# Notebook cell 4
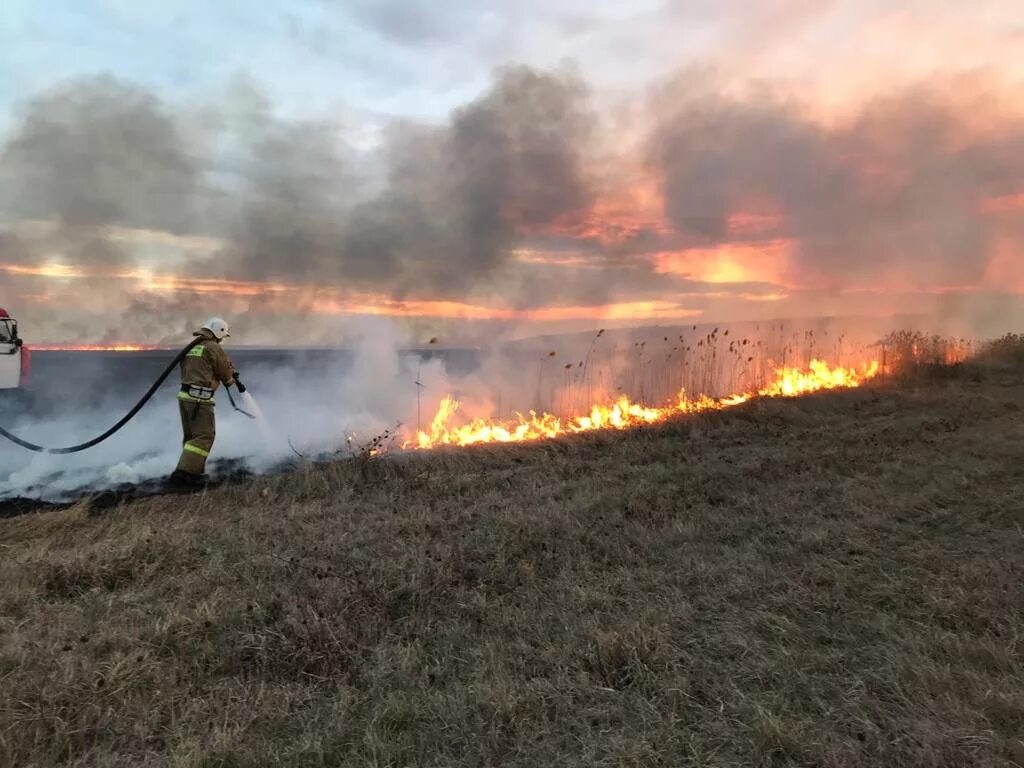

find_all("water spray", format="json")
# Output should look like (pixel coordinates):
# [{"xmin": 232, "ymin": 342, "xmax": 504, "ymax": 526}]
[{"xmin": 224, "ymin": 376, "xmax": 257, "ymax": 420}]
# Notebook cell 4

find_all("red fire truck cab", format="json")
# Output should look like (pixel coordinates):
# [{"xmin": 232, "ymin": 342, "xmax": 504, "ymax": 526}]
[{"xmin": 0, "ymin": 307, "xmax": 30, "ymax": 391}]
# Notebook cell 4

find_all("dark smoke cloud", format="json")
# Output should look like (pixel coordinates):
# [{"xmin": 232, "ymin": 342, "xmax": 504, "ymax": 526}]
[
  {"xmin": 650, "ymin": 75, "xmax": 1024, "ymax": 288},
  {"xmin": 224, "ymin": 65, "xmax": 594, "ymax": 298},
  {"xmin": 0, "ymin": 72, "xmax": 214, "ymax": 333},
  {"xmin": 2, "ymin": 64, "xmax": 1023, "ymax": 344},
  {"xmin": 0, "ymin": 231, "xmax": 31, "ymax": 266},
  {"xmin": 103, "ymin": 293, "xmax": 215, "ymax": 344},
  {"xmin": 0, "ymin": 75, "xmax": 200, "ymax": 236},
  {"xmin": 343, "ymin": 64, "xmax": 593, "ymax": 296},
  {"xmin": 222, "ymin": 114, "xmax": 355, "ymax": 284}
]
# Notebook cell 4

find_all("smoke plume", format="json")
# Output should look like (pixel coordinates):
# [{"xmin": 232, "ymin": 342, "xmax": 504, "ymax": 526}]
[
  {"xmin": 650, "ymin": 74, "xmax": 1024, "ymax": 290},
  {"xmin": 1, "ymin": 75, "xmax": 201, "ymax": 236},
  {"xmin": 1, "ymin": 65, "xmax": 1023, "ymax": 342}
]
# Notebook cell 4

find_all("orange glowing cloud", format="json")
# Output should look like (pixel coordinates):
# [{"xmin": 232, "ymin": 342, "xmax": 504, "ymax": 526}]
[
  {"xmin": 653, "ymin": 239, "xmax": 794, "ymax": 286},
  {"xmin": 6, "ymin": 257, "xmax": 707, "ymax": 323},
  {"xmin": 2, "ymin": 262, "xmax": 296, "ymax": 297},
  {"xmin": 511, "ymin": 250, "xmax": 597, "ymax": 268},
  {"xmin": 311, "ymin": 297, "xmax": 514, "ymax": 320},
  {"xmin": 2, "ymin": 263, "xmax": 84, "ymax": 279},
  {"xmin": 311, "ymin": 296, "xmax": 701, "ymax": 322},
  {"xmin": 526, "ymin": 301, "xmax": 701, "ymax": 322},
  {"xmin": 726, "ymin": 212, "xmax": 783, "ymax": 238},
  {"xmin": 543, "ymin": 174, "xmax": 670, "ymax": 247},
  {"xmin": 117, "ymin": 272, "xmax": 295, "ymax": 296},
  {"xmin": 980, "ymin": 193, "xmax": 1024, "ymax": 216},
  {"xmin": 31, "ymin": 343, "xmax": 170, "ymax": 352},
  {"xmin": 982, "ymin": 237, "xmax": 1024, "ymax": 294}
]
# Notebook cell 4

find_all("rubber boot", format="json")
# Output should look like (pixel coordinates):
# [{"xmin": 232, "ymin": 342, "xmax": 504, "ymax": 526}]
[{"xmin": 167, "ymin": 469, "xmax": 206, "ymax": 488}]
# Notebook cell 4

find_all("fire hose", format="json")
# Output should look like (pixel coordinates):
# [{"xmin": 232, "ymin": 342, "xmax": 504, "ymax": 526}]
[{"xmin": 0, "ymin": 337, "xmax": 253, "ymax": 454}]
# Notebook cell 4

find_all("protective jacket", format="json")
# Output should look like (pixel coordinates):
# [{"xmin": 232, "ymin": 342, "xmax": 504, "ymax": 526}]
[
  {"xmin": 175, "ymin": 328, "xmax": 236, "ymax": 475},
  {"xmin": 179, "ymin": 329, "xmax": 236, "ymax": 404}
]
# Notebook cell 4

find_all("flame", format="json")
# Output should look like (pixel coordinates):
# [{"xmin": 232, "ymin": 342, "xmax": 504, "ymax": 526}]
[
  {"xmin": 760, "ymin": 359, "xmax": 879, "ymax": 396},
  {"xmin": 31, "ymin": 344, "xmax": 169, "ymax": 352},
  {"xmin": 408, "ymin": 359, "xmax": 880, "ymax": 450}
]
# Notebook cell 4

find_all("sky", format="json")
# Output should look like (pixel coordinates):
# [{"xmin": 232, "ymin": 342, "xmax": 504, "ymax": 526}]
[{"xmin": 1, "ymin": 0, "xmax": 1023, "ymax": 344}]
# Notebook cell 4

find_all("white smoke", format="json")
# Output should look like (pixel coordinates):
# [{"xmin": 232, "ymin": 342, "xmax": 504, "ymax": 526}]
[
  {"xmin": 0, "ymin": 313, "xmax": 973, "ymax": 504},
  {"xmin": 0, "ymin": 318, "xmax": 448, "ymax": 502}
]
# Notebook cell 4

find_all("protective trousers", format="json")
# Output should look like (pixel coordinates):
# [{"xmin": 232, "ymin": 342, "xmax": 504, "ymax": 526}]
[{"xmin": 176, "ymin": 400, "xmax": 216, "ymax": 475}]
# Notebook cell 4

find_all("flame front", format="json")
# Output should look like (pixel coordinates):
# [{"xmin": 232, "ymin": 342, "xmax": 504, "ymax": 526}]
[{"xmin": 409, "ymin": 359, "xmax": 880, "ymax": 450}]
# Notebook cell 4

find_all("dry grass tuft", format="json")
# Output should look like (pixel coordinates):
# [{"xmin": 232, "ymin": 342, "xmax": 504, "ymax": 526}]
[{"xmin": 975, "ymin": 333, "xmax": 1024, "ymax": 371}]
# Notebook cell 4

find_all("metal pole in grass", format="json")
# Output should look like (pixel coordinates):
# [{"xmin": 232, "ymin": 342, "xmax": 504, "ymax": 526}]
[{"xmin": 415, "ymin": 359, "xmax": 424, "ymax": 436}]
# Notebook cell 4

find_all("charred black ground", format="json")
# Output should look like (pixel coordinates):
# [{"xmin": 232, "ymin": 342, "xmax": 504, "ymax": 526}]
[{"xmin": 0, "ymin": 458, "xmax": 260, "ymax": 518}]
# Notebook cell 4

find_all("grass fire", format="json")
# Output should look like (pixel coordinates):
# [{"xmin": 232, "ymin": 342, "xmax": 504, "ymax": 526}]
[{"xmin": 409, "ymin": 358, "xmax": 880, "ymax": 449}]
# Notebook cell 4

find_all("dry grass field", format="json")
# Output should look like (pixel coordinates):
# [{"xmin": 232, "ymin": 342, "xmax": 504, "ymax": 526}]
[{"xmin": 1, "ymin": 368, "xmax": 1023, "ymax": 766}]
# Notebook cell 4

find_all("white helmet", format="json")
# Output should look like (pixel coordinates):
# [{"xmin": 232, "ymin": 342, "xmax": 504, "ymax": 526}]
[{"xmin": 201, "ymin": 317, "xmax": 231, "ymax": 340}]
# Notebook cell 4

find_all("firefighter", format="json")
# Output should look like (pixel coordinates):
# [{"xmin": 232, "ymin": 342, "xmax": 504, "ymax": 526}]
[{"xmin": 168, "ymin": 317, "xmax": 238, "ymax": 487}]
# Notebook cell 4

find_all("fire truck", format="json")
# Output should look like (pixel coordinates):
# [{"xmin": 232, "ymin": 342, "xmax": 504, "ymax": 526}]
[{"xmin": 0, "ymin": 307, "xmax": 30, "ymax": 397}]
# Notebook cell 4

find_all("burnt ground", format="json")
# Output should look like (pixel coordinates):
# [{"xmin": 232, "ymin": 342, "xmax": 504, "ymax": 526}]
[
  {"xmin": 0, "ymin": 459, "xmax": 263, "ymax": 519},
  {"xmin": 1, "ymin": 374, "xmax": 1023, "ymax": 767}
]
